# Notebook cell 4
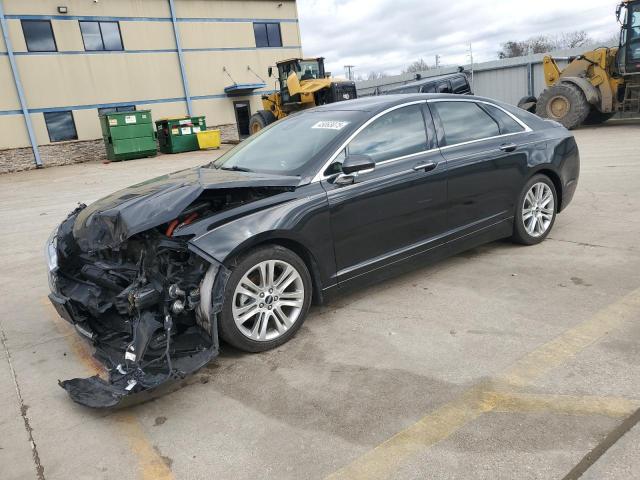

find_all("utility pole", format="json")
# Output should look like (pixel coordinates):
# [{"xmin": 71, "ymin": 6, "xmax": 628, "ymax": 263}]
[
  {"xmin": 344, "ymin": 65, "xmax": 355, "ymax": 81},
  {"xmin": 435, "ymin": 54, "xmax": 441, "ymax": 68}
]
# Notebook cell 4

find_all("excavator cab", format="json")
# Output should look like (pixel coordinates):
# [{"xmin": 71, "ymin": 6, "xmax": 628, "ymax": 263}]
[
  {"xmin": 273, "ymin": 58, "xmax": 326, "ymax": 105},
  {"xmin": 617, "ymin": 0, "xmax": 640, "ymax": 74}
]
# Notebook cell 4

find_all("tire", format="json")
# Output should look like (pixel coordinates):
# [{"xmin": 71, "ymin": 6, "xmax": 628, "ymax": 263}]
[
  {"xmin": 219, "ymin": 245, "xmax": 312, "ymax": 352},
  {"xmin": 248, "ymin": 110, "xmax": 277, "ymax": 135},
  {"xmin": 512, "ymin": 174, "xmax": 558, "ymax": 245},
  {"xmin": 583, "ymin": 109, "xmax": 615, "ymax": 125},
  {"xmin": 535, "ymin": 83, "xmax": 590, "ymax": 129},
  {"xmin": 517, "ymin": 95, "xmax": 538, "ymax": 113}
]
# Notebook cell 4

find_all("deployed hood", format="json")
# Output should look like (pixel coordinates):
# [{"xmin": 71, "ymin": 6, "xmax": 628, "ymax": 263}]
[{"xmin": 73, "ymin": 166, "xmax": 300, "ymax": 251}]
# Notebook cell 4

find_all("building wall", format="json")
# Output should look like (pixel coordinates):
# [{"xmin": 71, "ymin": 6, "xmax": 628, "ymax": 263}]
[{"xmin": 0, "ymin": 0, "xmax": 302, "ymax": 172}]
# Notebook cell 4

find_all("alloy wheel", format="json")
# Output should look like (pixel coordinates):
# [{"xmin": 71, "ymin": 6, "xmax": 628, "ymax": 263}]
[
  {"xmin": 522, "ymin": 182, "xmax": 555, "ymax": 237},
  {"xmin": 232, "ymin": 260, "xmax": 305, "ymax": 341}
]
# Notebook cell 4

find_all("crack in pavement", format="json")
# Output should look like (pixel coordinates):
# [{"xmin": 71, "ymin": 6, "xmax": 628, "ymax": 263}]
[{"xmin": 0, "ymin": 324, "xmax": 45, "ymax": 480}]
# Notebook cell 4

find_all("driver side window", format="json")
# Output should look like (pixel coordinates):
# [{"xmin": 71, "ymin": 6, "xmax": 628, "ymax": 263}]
[{"xmin": 347, "ymin": 104, "xmax": 427, "ymax": 163}]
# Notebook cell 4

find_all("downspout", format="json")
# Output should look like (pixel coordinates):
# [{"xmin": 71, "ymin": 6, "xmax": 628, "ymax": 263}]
[
  {"xmin": 168, "ymin": 0, "xmax": 193, "ymax": 116},
  {"xmin": 0, "ymin": 0, "xmax": 42, "ymax": 167}
]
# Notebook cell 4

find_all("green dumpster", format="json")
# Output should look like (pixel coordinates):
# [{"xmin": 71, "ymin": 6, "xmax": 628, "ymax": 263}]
[
  {"xmin": 99, "ymin": 110, "xmax": 157, "ymax": 161},
  {"xmin": 155, "ymin": 116, "xmax": 206, "ymax": 154}
]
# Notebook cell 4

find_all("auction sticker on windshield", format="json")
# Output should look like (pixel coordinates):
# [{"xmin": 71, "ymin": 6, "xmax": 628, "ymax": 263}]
[{"xmin": 312, "ymin": 121, "xmax": 350, "ymax": 130}]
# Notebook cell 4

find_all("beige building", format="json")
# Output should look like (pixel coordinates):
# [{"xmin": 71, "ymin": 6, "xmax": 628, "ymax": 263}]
[{"xmin": 0, "ymin": 0, "xmax": 302, "ymax": 172}]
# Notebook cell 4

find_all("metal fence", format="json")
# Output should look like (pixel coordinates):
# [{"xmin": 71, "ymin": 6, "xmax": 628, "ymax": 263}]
[{"xmin": 355, "ymin": 47, "xmax": 595, "ymax": 106}]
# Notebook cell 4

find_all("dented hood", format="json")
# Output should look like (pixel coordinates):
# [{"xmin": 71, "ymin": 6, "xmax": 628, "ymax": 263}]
[{"xmin": 73, "ymin": 166, "xmax": 300, "ymax": 251}]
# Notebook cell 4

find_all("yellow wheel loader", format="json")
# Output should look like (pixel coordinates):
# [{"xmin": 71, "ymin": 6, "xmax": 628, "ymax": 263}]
[
  {"xmin": 249, "ymin": 57, "xmax": 357, "ymax": 134},
  {"xmin": 520, "ymin": 0, "xmax": 640, "ymax": 129}
]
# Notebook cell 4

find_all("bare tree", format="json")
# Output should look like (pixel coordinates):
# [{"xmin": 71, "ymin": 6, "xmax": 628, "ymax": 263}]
[
  {"xmin": 498, "ymin": 30, "xmax": 594, "ymax": 58},
  {"xmin": 403, "ymin": 58, "xmax": 430, "ymax": 74}
]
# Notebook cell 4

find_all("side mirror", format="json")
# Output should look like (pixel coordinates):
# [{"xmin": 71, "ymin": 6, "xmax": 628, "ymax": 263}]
[
  {"xmin": 341, "ymin": 154, "xmax": 375, "ymax": 174},
  {"xmin": 268, "ymin": 66, "xmax": 273, "ymax": 77}
]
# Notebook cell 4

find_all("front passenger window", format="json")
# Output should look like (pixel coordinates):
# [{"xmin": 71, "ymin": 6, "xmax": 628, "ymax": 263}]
[{"xmin": 348, "ymin": 104, "xmax": 427, "ymax": 163}]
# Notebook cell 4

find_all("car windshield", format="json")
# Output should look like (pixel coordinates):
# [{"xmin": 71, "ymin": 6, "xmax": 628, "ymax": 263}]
[{"xmin": 211, "ymin": 110, "xmax": 363, "ymax": 175}]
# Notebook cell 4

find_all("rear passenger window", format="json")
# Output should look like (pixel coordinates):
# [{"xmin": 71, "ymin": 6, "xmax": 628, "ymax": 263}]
[
  {"xmin": 421, "ymin": 84, "xmax": 436, "ymax": 93},
  {"xmin": 437, "ymin": 82, "xmax": 451, "ymax": 93},
  {"xmin": 431, "ymin": 101, "xmax": 500, "ymax": 145},
  {"xmin": 479, "ymin": 104, "xmax": 525, "ymax": 135},
  {"xmin": 348, "ymin": 104, "xmax": 427, "ymax": 163}
]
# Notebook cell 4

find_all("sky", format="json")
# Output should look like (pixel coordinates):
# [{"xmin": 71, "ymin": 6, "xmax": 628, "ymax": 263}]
[{"xmin": 296, "ymin": 0, "xmax": 621, "ymax": 78}]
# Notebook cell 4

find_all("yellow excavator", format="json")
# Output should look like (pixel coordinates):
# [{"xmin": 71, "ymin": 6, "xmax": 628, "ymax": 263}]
[
  {"xmin": 520, "ymin": 0, "xmax": 640, "ymax": 128},
  {"xmin": 248, "ymin": 57, "xmax": 357, "ymax": 134}
]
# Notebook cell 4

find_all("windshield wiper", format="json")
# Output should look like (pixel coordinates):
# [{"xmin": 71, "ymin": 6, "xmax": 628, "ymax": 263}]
[{"xmin": 221, "ymin": 165, "xmax": 253, "ymax": 173}]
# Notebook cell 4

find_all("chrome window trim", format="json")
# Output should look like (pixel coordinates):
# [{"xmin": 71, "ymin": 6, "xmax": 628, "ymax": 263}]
[
  {"xmin": 312, "ymin": 98, "xmax": 533, "ymax": 182},
  {"xmin": 312, "ymin": 100, "xmax": 427, "ymax": 182}
]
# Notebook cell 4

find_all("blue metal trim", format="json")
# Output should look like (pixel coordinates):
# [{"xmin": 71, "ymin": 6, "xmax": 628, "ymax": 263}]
[
  {"xmin": 4, "ymin": 14, "xmax": 298, "ymax": 23},
  {"xmin": 0, "ymin": 45, "xmax": 302, "ymax": 56},
  {"xmin": 0, "ymin": 90, "xmax": 278, "ymax": 116},
  {"xmin": 168, "ymin": 0, "xmax": 192, "ymax": 117},
  {"xmin": 0, "ymin": 1, "xmax": 41, "ymax": 166}
]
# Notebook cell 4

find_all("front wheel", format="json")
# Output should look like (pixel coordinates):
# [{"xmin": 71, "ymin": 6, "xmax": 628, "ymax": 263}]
[
  {"xmin": 219, "ymin": 245, "xmax": 312, "ymax": 352},
  {"xmin": 535, "ymin": 83, "xmax": 590, "ymax": 129},
  {"xmin": 248, "ymin": 110, "xmax": 276, "ymax": 135},
  {"xmin": 512, "ymin": 175, "xmax": 558, "ymax": 245}
]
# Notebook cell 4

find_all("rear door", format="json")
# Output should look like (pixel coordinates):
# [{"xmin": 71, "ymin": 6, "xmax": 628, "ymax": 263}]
[
  {"xmin": 428, "ymin": 99, "xmax": 530, "ymax": 237},
  {"xmin": 320, "ymin": 102, "xmax": 447, "ymax": 283}
]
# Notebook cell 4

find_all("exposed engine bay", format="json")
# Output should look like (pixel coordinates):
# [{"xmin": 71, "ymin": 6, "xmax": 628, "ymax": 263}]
[{"xmin": 48, "ymin": 174, "xmax": 296, "ymax": 408}]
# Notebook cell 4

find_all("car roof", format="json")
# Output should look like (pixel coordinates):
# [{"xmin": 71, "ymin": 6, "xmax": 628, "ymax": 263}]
[
  {"xmin": 386, "ymin": 72, "xmax": 467, "ymax": 90},
  {"xmin": 310, "ymin": 93, "xmax": 494, "ymax": 113}
]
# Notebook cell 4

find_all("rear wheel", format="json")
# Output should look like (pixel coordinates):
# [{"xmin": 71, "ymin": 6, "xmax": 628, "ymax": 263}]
[
  {"xmin": 248, "ymin": 110, "xmax": 277, "ymax": 135},
  {"xmin": 535, "ymin": 83, "xmax": 590, "ymax": 129},
  {"xmin": 220, "ymin": 245, "xmax": 312, "ymax": 352},
  {"xmin": 512, "ymin": 174, "xmax": 558, "ymax": 245},
  {"xmin": 517, "ymin": 95, "xmax": 538, "ymax": 113},
  {"xmin": 583, "ymin": 109, "xmax": 615, "ymax": 125}
]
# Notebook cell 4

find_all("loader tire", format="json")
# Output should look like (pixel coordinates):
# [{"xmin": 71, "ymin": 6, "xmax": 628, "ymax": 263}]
[
  {"xmin": 249, "ymin": 110, "xmax": 276, "ymax": 135},
  {"xmin": 535, "ymin": 83, "xmax": 590, "ymax": 130},
  {"xmin": 517, "ymin": 95, "xmax": 537, "ymax": 113}
]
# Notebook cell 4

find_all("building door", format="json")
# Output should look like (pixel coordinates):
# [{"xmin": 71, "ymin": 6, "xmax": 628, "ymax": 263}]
[{"xmin": 234, "ymin": 101, "xmax": 251, "ymax": 139}]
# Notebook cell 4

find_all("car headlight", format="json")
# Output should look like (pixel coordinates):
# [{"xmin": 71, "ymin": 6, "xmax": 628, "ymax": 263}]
[{"xmin": 45, "ymin": 226, "xmax": 59, "ymax": 291}]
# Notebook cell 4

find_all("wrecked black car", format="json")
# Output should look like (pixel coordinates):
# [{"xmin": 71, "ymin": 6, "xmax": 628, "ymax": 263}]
[{"xmin": 46, "ymin": 94, "xmax": 579, "ymax": 408}]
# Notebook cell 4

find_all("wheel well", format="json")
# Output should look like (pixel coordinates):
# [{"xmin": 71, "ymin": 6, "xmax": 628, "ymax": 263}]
[
  {"xmin": 230, "ymin": 238, "xmax": 325, "ymax": 305},
  {"xmin": 535, "ymin": 169, "xmax": 564, "ymax": 211}
]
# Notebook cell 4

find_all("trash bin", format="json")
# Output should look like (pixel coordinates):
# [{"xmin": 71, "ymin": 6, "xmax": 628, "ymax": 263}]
[
  {"xmin": 196, "ymin": 129, "xmax": 221, "ymax": 150},
  {"xmin": 99, "ymin": 110, "xmax": 157, "ymax": 161},
  {"xmin": 155, "ymin": 116, "xmax": 206, "ymax": 154}
]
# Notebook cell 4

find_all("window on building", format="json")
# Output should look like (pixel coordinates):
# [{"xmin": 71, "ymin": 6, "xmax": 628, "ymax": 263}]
[
  {"xmin": 98, "ymin": 105, "xmax": 136, "ymax": 116},
  {"xmin": 431, "ymin": 101, "xmax": 500, "ymax": 146},
  {"xmin": 21, "ymin": 20, "xmax": 57, "ymax": 52},
  {"xmin": 348, "ymin": 104, "xmax": 427, "ymax": 163},
  {"xmin": 253, "ymin": 22, "xmax": 282, "ymax": 48},
  {"xmin": 44, "ymin": 111, "xmax": 78, "ymax": 142},
  {"xmin": 79, "ymin": 21, "xmax": 123, "ymax": 51}
]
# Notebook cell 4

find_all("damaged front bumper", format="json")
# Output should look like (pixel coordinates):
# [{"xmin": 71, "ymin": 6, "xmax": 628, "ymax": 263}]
[{"xmin": 48, "ymin": 207, "xmax": 230, "ymax": 408}]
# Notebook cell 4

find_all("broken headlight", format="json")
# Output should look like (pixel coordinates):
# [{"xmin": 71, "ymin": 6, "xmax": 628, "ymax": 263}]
[{"xmin": 45, "ymin": 225, "xmax": 59, "ymax": 291}]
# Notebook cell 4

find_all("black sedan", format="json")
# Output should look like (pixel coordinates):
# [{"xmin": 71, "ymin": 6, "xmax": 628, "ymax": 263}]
[{"xmin": 46, "ymin": 94, "xmax": 579, "ymax": 407}]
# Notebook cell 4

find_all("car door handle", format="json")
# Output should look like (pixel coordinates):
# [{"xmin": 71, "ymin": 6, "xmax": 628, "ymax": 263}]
[
  {"xmin": 413, "ymin": 161, "xmax": 438, "ymax": 172},
  {"xmin": 499, "ymin": 143, "xmax": 518, "ymax": 152}
]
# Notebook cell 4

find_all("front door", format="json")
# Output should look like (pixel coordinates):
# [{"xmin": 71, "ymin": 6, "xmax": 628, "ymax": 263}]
[
  {"xmin": 234, "ymin": 101, "xmax": 251, "ymax": 139},
  {"xmin": 321, "ymin": 102, "xmax": 448, "ymax": 284}
]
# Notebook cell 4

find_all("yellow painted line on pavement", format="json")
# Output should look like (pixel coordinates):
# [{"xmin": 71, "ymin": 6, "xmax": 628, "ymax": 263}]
[
  {"xmin": 493, "ymin": 392, "xmax": 640, "ymax": 418},
  {"xmin": 326, "ymin": 286, "xmax": 640, "ymax": 480},
  {"xmin": 43, "ymin": 298, "xmax": 174, "ymax": 480}
]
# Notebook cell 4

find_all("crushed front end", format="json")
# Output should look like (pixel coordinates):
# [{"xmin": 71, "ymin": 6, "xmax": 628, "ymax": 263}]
[{"xmin": 47, "ymin": 204, "xmax": 229, "ymax": 408}]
